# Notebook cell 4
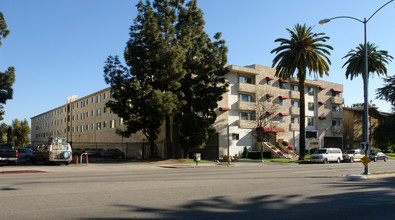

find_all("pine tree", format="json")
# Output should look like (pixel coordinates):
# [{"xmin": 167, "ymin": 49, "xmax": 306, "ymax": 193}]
[
  {"xmin": 0, "ymin": 12, "xmax": 15, "ymax": 121},
  {"xmin": 175, "ymin": 0, "xmax": 228, "ymax": 158}
]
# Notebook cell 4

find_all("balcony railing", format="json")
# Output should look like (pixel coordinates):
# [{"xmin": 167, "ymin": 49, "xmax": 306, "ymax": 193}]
[
  {"xmin": 290, "ymin": 90, "xmax": 300, "ymax": 99},
  {"xmin": 331, "ymin": 125, "xmax": 344, "ymax": 133},
  {"xmin": 331, "ymin": 97, "xmax": 344, "ymax": 105},
  {"xmin": 238, "ymin": 101, "xmax": 256, "ymax": 111},
  {"xmin": 331, "ymin": 111, "xmax": 344, "ymax": 119},
  {"xmin": 290, "ymin": 107, "xmax": 299, "ymax": 115},
  {"xmin": 237, "ymin": 120, "xmax": 256, "ymax": 129},
  {"xmin": 290, "ymin": 123, "xmax": 299, "ymax": 130},
  {"xmin": 238, "ymin": 83, "xmax": 256, "ymax": 93}
]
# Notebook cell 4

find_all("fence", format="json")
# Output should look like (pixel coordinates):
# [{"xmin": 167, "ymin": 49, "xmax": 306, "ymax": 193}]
[{"xmin": 31, "ymin": 141, "xmax": 150, "ymax": 160}]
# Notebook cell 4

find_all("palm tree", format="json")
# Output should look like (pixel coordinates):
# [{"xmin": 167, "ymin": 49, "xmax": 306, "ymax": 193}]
[
  {"xmin": 343, "ymin": 42, "xmax": 392, "ymax": 80},
  {"xmin": 343, "ymin": 42, "xmax": 393, "ymax": 141},
  {"xmin": 271, "ymin": 24, "xmax": 333, "ymax": 160},
  {"xmin": 376, "ymin": 75, "xmax": 395, "ymax": 112}
]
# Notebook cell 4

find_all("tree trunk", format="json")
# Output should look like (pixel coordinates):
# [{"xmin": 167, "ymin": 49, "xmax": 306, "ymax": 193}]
[
  {"xmin": 298, "ymin": 74, "xmax": 306, "ymax": 160},
  {"xmin": 165, "ymin": 115, "xmax": 172, "ymax": 159}
]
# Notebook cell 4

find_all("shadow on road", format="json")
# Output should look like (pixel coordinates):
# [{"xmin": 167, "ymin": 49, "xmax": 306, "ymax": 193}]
[{"xmin": 96, "ymin": 177, "xmax": 395, "ymax": 219}]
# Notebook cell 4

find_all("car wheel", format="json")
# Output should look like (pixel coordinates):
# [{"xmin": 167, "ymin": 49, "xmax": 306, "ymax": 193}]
[
  {"xmin": 323, "ymin": 158, "xmax": 328, "ymax": 164},
  {"xmin": 384, "ymin": 157, "xmax": 387, "ymax": 162},
  {"xmin": 374, "ymin": 157, "xmax": 377, "ymax": 162},
  {"xmin": 337, "ymin": 158, "xmax": 341, "ymax": 163},
  {"xmin": 350, "ymin": 157, "xmax": 354, "ymax": 163},
  {"xmin": 65, "ymin": 161, "xmax": 70, "ymax": 165},
  {"xmin": 25, "ymin": 156, "xmax": 32, "ymax": 162}
]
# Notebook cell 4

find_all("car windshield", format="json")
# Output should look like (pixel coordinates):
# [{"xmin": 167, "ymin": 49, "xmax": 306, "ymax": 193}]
[
  {"xmin": 316, "ymin": 149, "xmax": 327, "ymax": 154},
  {"xmin": 345, "ymin": 150, "xmax": 355, "ymax": 154},
  {"xmin": 52, "ymin": 143, "xmax": 69, "ymax": 150}
]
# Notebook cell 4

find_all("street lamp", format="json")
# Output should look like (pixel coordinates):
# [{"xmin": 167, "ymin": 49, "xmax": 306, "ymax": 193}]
[{"xmin": 319, "ymin": 0, "xmax": 393, "ymax": 175}]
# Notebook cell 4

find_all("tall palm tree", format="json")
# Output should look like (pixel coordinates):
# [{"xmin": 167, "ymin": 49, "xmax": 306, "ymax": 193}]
[
  {"xmin": 271, "ymin": 24, "xmax": 333, "ymax": 160},
  {"xmin": 376, "ymin": 75, "xmax": 395, "ymax": 112},
  {"xmin": 343, "ymin": 42, "xmax": 392, "ymax": 80},
  {"xmin": 343, "ymin": 42, "xmax": 393, "ymax": 141}
]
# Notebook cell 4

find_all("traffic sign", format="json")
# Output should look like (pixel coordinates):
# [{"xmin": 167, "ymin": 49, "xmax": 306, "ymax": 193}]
[
  {"xmin": 361, "ymin": 156, "xmax": 371, "ymax": 166},
  {"xmin": 360, "ymin": 142, "xmax": 371, "ymax": 155}
]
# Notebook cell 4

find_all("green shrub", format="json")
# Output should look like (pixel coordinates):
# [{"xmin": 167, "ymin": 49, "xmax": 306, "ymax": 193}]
[
  {"xmin": 247, "ymin": 151, "xmax": 271, "ymax": 159},
  {"xmin": 242, "ymin": 146, "xmax": 249, "ymax": 158}
]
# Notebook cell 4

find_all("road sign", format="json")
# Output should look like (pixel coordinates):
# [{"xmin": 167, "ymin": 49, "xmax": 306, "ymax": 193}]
[
  {"xmin": 360, "ymin": 142, "xmax": 371, "ymax": 155},
  {"xmin": 361, "ymin": 156, "xmax": 371, "ymax": 166}
]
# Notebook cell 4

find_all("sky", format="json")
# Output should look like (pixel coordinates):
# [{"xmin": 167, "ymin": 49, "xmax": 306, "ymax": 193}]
[{"xmin": 1, "ymin": 0, "xmax": 395, "ymax": 126}]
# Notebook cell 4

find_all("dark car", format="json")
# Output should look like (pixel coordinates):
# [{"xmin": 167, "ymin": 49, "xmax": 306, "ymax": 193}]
[
  {"xmin": 103, "ymin": 148, "xmax": 125, "ymax": 158},
  {"xmin": 369, "ymin": 152, "xmax": 388, "ymax": 162}
]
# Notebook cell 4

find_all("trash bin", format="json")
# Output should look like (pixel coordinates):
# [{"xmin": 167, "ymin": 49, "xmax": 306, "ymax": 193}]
[{"xmin": 193, "ymin": 153, "xmax": 201, "ymax": 166}]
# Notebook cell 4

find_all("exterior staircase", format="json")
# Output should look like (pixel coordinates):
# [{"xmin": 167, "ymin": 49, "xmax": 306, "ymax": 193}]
[{"xmin": 277, "ymin": 139, "xmax": 299, "ymax": 161}]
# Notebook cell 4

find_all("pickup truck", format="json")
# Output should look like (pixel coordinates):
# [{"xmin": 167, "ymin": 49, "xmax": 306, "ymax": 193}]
[{"xmin": 0, "ymin": 144, "xmax": 18, "ymax": 165}]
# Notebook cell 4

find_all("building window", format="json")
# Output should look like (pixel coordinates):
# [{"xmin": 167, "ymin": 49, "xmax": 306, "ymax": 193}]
[
  {"xmin": 332, "ymin": 91, "xmax": 341, "ymax": 97},
  {"xmin": 240, "ymin": 93, "xmax": 253, "ymax": 102},
  {"xmin": 280, "ymin": 98, "xmax": 286, "ymax": 106},
  {"xmin": 279, "ymin": 81, "xmax": 286, "ymax": 89},
  {"xmin": 110, "ymin": 120, "xmax": 115, "ymax": 128},
  {"xmin": 280, "ymin": 115, "xmax": 286, "ymax": 123},
  {"xmin": 239, "ymin": 75, "xmax": 253, "ymax": 84},
  {"xmin": 291, "ymin": 100, "xmax": 299, "ymax": 108},
  {"xmin": 86, "ymin": 99, "xmax": 89, "ymax": 105},
  {"xmin": 97, "ymin": 122, "xmax": 101, "ymax": 130},
  {"xmin": 92, "ymin": 97, "xmax": 95, "ymax": 103},
  {"xmin": 240, "ymin": 112, "xmax": 253, "ymax": 121},
  {"xmin": 97, "ymin": 95, "xmax": 101, "ymax": 103},
  {"xmin": 332, "ymin": 105, "xmax": 340, "ymax": 111},
  {"xmin": 232, "ymin": 133, "xmax": 240, "ymax": 140},
  {"xmin": 91, "ymin": 110, "xmax": 95, "ymax": 116},
  {"xmin": 308, "ymin": 87, "xmax": 314, "ymax": 96},
  {"xmin": 291, "ymin": 84, "xmax": 298, "ymax": 91},
  {"xmin": 81, "ymin": 101, "xmax": 85, "ymax": 108},
  {"xmin": 103, "ymin": 120, "xmax": 107, "ymax": 128},
  {"xmin": 103, "ymin": 107, "xmax": 107, "ymax": 113},
  {"xmin": 97, "ymin": 108, "xmax": 101, "ymax": 116},
  {"xmin": 119, "ymin": 118, "xmax": 124, "ymax": 125},
  {"xmin": 91, "ymin": 123, "xmax": 95, "ymax": 130},
  {"xmin": 86, "ymin": 124, "xmax": 89, "ymax": 131},
  {"xmin": 332, "ymin": 120, "xmax": 341, "ymax": 126},
  {"xmin": 103, "ymin": 92, "xmax": 107, "ymax": 99},
  {"xmin": 307, "ymin": 117, "xmax": 315, "ymax": 126},
  {"xmin": 291, "ymin": 116, "xmax": 299, "ymax": 124},
  {"xmin": 308, "ymin": 102, "xmax": 315, "ymax": 111},
  {"xmin": 81, "ymin": 113, "xmax": 84, "ymax": 120},
  {"xmin": 81, "ymin": 125, "xmax": 84, "ymax": 133}
]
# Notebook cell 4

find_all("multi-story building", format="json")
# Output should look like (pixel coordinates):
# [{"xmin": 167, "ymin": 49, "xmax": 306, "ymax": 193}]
[
  {"xmin": 31, "ymin": 64, "xmax": 344, "ymax": 159},
  {"xmin": 214, "ymin": 64, "xmax": 344, "ymax": 157},
  {"xmin": 343, "ymin": 106, "xmax": 395, "ymax": 149}
]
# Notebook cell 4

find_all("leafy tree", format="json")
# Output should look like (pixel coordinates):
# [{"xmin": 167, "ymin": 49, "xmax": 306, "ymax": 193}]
[
  {"xmin": 271, "ymin": 24, "xmax": 332, "ymax": 160},
  {"xmin": 6, "ymin": 125, "xmax": 13, "ymax": 145},
  {"xmin": 376, "ymin": 75, "xmax": 395, "ymax": 112},
  {"xmin": 0, "ymin": 122, "xmax": 7, "ymax": 143},
  {"xmin": 104, "ymin": 0, "xmax": 188, "ymax": 157},
  {"xmin": 343, "ymin": 42, "xmax": 393, "ymax": 140},
  {"xmin": 12, "ymin": 119, "xmax": 30, "ymax": 146},
  {"xmin": 372, "ymin": 122, "xmax": 395, "ymax": 152},
  {"xmin": 0, "ymin": 12, "xmax": 15, "ymax": 121},
  {"xmin": 174, "ymin": 0, "xmax": 228, "ymax": 158}
]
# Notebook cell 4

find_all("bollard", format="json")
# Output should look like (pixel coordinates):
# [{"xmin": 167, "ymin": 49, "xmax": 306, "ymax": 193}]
[
  {"xmin": 80, "ymin": 153, "xmax": 88, "ymax": 165},
  {"xmin": 74, "ymin": 154, "xmax": 78, "ymax": 165},
  {"xmin": 86, "ymin": 154, "xmax": 88, "ymax": 164}
]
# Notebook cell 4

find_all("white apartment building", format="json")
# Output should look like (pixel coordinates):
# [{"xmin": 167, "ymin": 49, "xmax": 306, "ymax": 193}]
[{"xmin": 31, "ymin": 64, "xmax": 344, "ymax": 159}]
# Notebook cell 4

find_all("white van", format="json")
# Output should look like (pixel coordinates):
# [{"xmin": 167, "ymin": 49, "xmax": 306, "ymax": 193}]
[{"xmin": 310, "ymin": 148, "xmax": 343, "ymax": 163}]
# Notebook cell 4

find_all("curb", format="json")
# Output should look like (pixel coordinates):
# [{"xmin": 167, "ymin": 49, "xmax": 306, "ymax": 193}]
[{"xmin": 159, "ymin": 164, "xmax": 236, "ymax": 169}]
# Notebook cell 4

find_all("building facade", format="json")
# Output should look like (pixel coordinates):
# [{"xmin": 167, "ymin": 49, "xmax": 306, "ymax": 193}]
[
  {"xmin": 214, "ymin": 64, "xmax": 344, "ymax": 157},
  {"xmin": 31, "ymin": 64, "xmax": 344, "ymax": 159}
]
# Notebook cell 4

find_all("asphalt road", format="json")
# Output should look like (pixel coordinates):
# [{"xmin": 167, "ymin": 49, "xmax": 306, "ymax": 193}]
[{"xmin": 1, "ymin": 160, "xmax": 395, "ymax": 219}]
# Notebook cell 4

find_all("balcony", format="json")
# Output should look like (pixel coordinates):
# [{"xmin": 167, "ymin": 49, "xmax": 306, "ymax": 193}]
[
  {"xmin": 290, "ymin": 90, "xmax": 300, "ymax": 99},
  {"xmin": 238, "ymin": 83, "xmax": 256, "ymax": 93},
  {"xmin": 290, "ymin": 123, "xmax": 299, "ymax": 131},
  {"xmin": 331, "ymin": 111, "xmax": 344, "ymax": 119},
  {"xmin": 238, "ymin": 101, "xmax": 256, "ymax": 111},
  {"xmin": 331, "ymin": 125, "xmax": 344, "ymax": 133},
  {"xmin": 237, "ymin": 120, "xmax": 256, "ymax": 129},
  {"xmin": 290, "ymin": 107, "xmax": 299, "ymax": 115},
  {"xmin": 331, "ymin": 97, "xmax": 344, "ymax": 105}
]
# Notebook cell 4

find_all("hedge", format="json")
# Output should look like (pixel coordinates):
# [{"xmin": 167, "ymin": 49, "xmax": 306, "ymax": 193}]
[{"xmin": 247, "ymin": 151, "xmax": 272, "ymax": 159}]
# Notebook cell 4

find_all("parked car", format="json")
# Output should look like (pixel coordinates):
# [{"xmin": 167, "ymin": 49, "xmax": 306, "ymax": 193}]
[
  {"xmin": 103, "ymin": 148, "xmax": 125, "ymax": 158},
  {"xmin": 15, "ymin": 147, "xmax": 33, "ymax": 162},
  {"xmin": 310, "ymin": 148, "xmax": 343, "ymax": 163},
  {"xmin": 343, "ymin": 149, "xmax": 364, "ymax": 163},
  {"xmin": 369, "ymin": 152, "xmax": 388, "ymax": 162},
  {"xmin": 83, "ymin": 148, "xmax": 97, "ymax": 157},
  {"xmin": 72, "ymin": 148, "xmax": 85, "ymax": 156},
  {"xmin": 33, "ymin": 138, "xmax": 73, "ymax": 165},
  {"xmin": 0, "ymin": 144, "xmax": 18, "ymax": 165}
]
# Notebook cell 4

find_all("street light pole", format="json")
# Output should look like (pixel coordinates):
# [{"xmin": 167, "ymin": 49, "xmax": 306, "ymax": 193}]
[{"xmin": 319, "ymin": 0, "xmax": 393, "ymax": 175}]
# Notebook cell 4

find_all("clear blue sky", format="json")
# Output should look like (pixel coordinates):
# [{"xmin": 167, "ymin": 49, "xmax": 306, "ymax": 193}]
[{"xmin": 1, "ymin": 0, "xmax": 394, "ymax": 126}]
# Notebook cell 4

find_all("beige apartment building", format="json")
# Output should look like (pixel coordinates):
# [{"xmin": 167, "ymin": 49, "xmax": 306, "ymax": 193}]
[
  {"xmin": 31, "ymin": 64, "xmax": 344, "ymax": 159},
  {"xmin": 214, "ymin": 64, "xmax": 344, "ymax": 157}
]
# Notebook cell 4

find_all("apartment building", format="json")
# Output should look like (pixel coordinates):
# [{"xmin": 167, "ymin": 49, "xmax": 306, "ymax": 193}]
[
  {"xmin": 214, "ymin": 64, "xmax": 344, "ymax": 157},
  {"xmin": 31, "ymin": 64, "xmax": 344, "ymax": 159}
]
